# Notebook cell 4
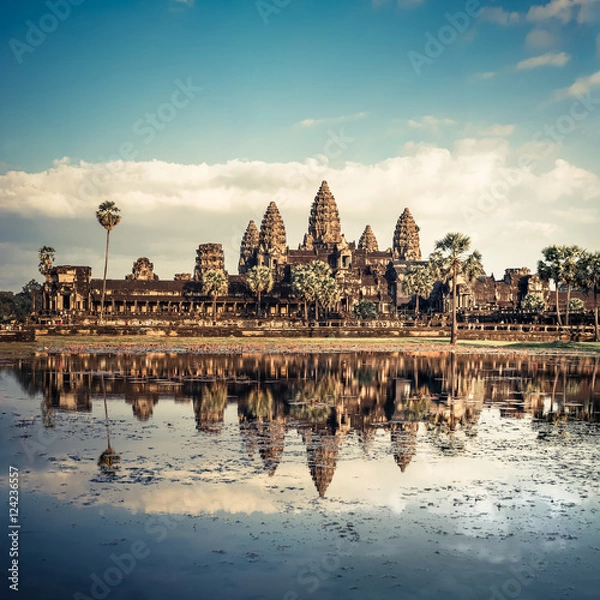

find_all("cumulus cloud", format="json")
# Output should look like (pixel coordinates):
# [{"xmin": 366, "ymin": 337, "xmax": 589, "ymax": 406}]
[
  {"xmin": 516, "ymin": 51, "xmax": 571, "ymax": 70},
  {"xmin": 1, "ymin": 145, "xmax": 599, "ymax": 290},
  {"xmin": 407, "ymin": 115, "xmax": 456, "ymax": 133},
  {"xmin": 526, "ymin": 0, "xmax": 600, "ymax": 25},
  {"xmin": 483, "ymin": 1, "xmax": 600, "ymax": 27},
  {"xmin": 554, "ymin": 69, "xmax": 600, "ymax": 98},
  {"xmin": 480, "ymin": 7, "xmax": 522, "ymax": 25},
  {"xmin": 525, "ymin": 28, "xmax": 561, "ymax": 49}
]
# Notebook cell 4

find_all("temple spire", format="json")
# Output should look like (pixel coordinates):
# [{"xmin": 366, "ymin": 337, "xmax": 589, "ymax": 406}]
[
  {"xmin": 358, "ymin": 225, "xmax": 379, "ymax": 252},
  {"xmin": 259, "ymin": 202, "xmax": 286, "ymax": 254},
  {"xmin": 303, "ymin": 181, "xmax": 342, "ymax": 249},
  {"xmin": 239, "ymin": 220, "xmax": 259, "ymax": 274},
  {"xmin": 393, "ymin": 208, "xmax": 421, "ymax": 261}
]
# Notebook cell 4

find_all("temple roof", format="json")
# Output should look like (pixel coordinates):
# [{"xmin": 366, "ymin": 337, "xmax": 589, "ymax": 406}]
[
  {"xmin": 358, "ymin": 225, "xmax": 379, "ymax": 252},
  {"xmin": 393, "ymin": 208, "xmax": 422, "ymax": 261},
  {"xmin": 306, "ymin": 181, "xmax": 342, "ymax": 247},
  {"xmin": 259, "ymin": 202, "xmax": 287, "ymax": 253}
]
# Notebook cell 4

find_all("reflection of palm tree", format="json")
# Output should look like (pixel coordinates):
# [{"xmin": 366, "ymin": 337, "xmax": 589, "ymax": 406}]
[
  {"xmin": 98, "ymin": 374, "xmax": 120, "ymax": 475},
  {"xmin": 194, "ymin": 382, "xmax": 228, "ymax": 433}
]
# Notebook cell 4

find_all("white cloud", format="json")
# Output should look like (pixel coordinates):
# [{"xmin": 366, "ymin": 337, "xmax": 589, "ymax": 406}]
[
  {"xmin": 483, "ymin": 1, "xmax": 600, "ymax": 27},
  {"xmin": 173, "ymin": 0, "xmax": 194, "ymax": 6},
  {"xmin": 526, "ymin": 0, "xmax": 600, "ymax": 25},
  {"xmin": 475, "ymin": 71, "xmax": 496, "ymax": 80},
  {"xmin": 525, "ymin": 28, "xmax": 560, "ymax": 49},
  {"xmin": 551, "ymin": 207, "xmax": 600, "ymax": 223},
  {"xmin": 554, "ymin": 69, "xmax": 600, "ymax": 98},
  {"xmin": 480, "ymin": 7, "xmax": 522, "ymax": 25},
  {"xmin": 297, "ymin": 112, "xmax": 368, "ymax": 128},
  {"xmin": 407, "ymin": 115, "xmax": 456, "ymax": 133},
  {"xmin": 516, "ymin": 51, "xmax": 571, "ymax": 70},
  {"xmin": 513, "ymin": 220, "xmax": 559, "ymax": 236},
  {"xmin": 1, "ymin": 146, "xmax": 599, "ymax": 290}
]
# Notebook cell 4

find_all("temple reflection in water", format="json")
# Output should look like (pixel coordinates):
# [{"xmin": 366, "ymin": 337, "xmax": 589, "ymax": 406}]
[{"xmin": 6, "ymin": 352, "xmax": 599, "ymax": 497}]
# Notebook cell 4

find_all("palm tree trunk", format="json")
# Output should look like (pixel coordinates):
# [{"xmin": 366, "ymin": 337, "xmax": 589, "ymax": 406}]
[
  {"xmin": 451, "ymin": 264, "xmax": 458, "ymax": 345},
  {"xmin": 555, "ymin": 282, "xmax": 562, "ymax": 327},
  {"xmin": 566, "ymin": 284, "xmax": 571, "ymax": 327},
  {"xmin": 414, "ymin": 294, "xmax": 420, "ymax": 318},
  {"xmin": 594, "ymin": 287, "xmax": 599, "ymax": 342},
  {"xmin": 99, "ymin": 229, "xmax": 110, "ymax": 322},
  {"xmin": 257, "ymin": 290, "xmax": 261, "ymax": 318}
]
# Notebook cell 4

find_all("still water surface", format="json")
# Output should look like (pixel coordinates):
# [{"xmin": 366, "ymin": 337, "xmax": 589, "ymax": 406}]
[{"xmin": 1, "ymin": 352, "xmax": 599, "ymax": 600}]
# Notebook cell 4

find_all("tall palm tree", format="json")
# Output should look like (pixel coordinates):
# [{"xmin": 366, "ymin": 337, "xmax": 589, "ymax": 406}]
[
  {"xmin": 96, "ymin": 202, "xmax": 121, "ymax": 322},
  {"xmin": 246, "ymin": 265, "xmax": 274, "ymax": 317},
  {"xmin": 202, "ymin": 269, "xmax": 229, "ymax": 319},
  {"xmin": 561, "ymin": 245, "xmax": 584, "ymax": 327},
  {"xmin": 403, "ymin": 264, "xmax": 434, "ymax": 317},
  {"xmin": 577, "ymin": 250, "xmax": 600, "ymax": 341},
  {"xmin": 38, "ymin": 245, "xmax": 56, "ymax": 279},
  {"xmin": 431, "ymin": 233, "xmax": 484, "ymax": 345},
  {"xmin": 538, "ymin": 245, "xmax": 584, "ymax": 327}
]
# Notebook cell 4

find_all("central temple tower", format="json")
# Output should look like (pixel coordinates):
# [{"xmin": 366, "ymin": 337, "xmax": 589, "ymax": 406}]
[{"xmin": 301, "ymin": 181, "xmax": 343, "ymax": 250}]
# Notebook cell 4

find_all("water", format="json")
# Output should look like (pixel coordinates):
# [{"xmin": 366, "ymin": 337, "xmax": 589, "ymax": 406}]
[{"xmin": 1, "ymin": 352, "xmax": 599, "ymax": 600}]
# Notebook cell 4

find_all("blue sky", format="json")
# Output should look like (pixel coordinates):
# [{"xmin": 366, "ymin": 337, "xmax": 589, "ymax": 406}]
[{"xmin": 1, "ymin": 0, "xmax": 599, "ymax": 290}]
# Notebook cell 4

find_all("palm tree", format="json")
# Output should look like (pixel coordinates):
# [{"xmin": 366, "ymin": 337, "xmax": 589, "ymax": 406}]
[
  {"xmin": 96, "ymin": 202, "xmax": 121, "ymax": 322},
  {"xmin": 38, "ymin": 245, "xmax": 56, "ymax": 279},
  {"xmin": 522, "ymin": 293, "xmax": 546, "ymax": 314},
  {"xmin": 576, "ymin": 251, "xmax": 600, "ymax": 341},
  {"xmin": 403, "ymin": 264, "xmax": 434, "ymax": 317},
  {"xmin": 431, "ymin": 233, "xmax": 484, "ymax": 345},
  {"xmin": 202, "ymin": 270, "xmax": 229, "ymax": 319},
  {"xmin": 246, "ymin": 265, "xmax": 274, "ymax": 317},
  {"xmin": 561, "ymin": 246, "xmax": 584, "ymax": 327},
  {"xmin": 317, "ymin": 276, "xmax": 341, "ymax": 319},
  {"xmin": 537, "ymin": 245, "xmax": 584, "ymax": 327}
]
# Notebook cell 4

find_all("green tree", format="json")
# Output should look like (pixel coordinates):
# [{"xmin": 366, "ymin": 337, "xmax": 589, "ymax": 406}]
[
  {"xmin": 353, "ymin": 299, "xmax": 378, "ymax": 320},
  {"xmin": 96, "ymin": 202, "xmax": 121, "ymax": 322},
  {"xmin": 38, "ymin": 245, "xmax": 56, "ymax": 279},
  {"xmin": 576, "ymin": 251, "xmax": 600, "ymax": 341},
  {"xmin": 522, "ymin": 293, "xmax": 546, "ymax": 313},
  {"xmin": 402, "ymin": 264, "xmax": 434, "ymax": 317},
  {"xmin": 202, "ymin": 269, "xmax": 229, "ymax": 318},
  {"xmin": 568, "ymin": 297, "xmax": 585, "ymax": 314},
  {"xmin": 292, "ymin": 260, "xmax": 335, "ymax": 320},
  {"xmin": 23, "ymin": 279, "xmax": 42, "ymax": 313},
  {"xmin": 430, "ymin": 233, "xmax": 484, "ymax": 345},
  {"xmin": 537, "ymin": 245, "xmax": 584, "ymax": 327},
  {"xmin": 246, "ymin": 265, "xmax": 274, "ymax": 317},
  {"xmin": 317, "ymin": 276, "xmax": 341, "ymax": 318}
]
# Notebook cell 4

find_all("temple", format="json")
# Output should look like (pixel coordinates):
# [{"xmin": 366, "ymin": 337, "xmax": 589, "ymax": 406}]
[{"xmin": 40, "ymin": 181, "xmax": 552, "ymax": 321}]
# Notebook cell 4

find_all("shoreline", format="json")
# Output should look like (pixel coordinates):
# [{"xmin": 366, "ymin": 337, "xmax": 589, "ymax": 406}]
[{"xmin": 1, "ymin": 335, "xmax": 600, "ymax": 359}]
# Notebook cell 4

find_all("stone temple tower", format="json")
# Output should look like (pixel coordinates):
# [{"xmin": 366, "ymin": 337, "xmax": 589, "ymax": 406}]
[
  {"xmin": 257, "ymin": 201, "xmax": 287, "ymax": 272},
  {"xmin": 194, "ymin": 243, "xmax": 226, "ymax": 283},
  {"xmin": 393, "ymin": 208, "xmax": 421, "ymax": 261},
  {"xmin": 301, "ymin": 181, "xmax": 343, "ymax": 250},
  {"xmin": 238, "ymin": 220, "xmax": 259, "ymax": 275},
  {"xmin": 358, "ymin": 225, "xmax": 379, "ymax": 252}
]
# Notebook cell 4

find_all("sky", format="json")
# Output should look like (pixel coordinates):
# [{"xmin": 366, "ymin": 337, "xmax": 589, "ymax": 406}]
[{"xmin": 1, "ymin": 0, "xmax": 599, "ymax": 291}]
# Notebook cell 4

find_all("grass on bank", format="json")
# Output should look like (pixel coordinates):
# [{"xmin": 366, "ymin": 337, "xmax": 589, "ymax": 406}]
[{"xmin": 1, "ymin": 335, "xmax": 600, "ymax": 359}]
